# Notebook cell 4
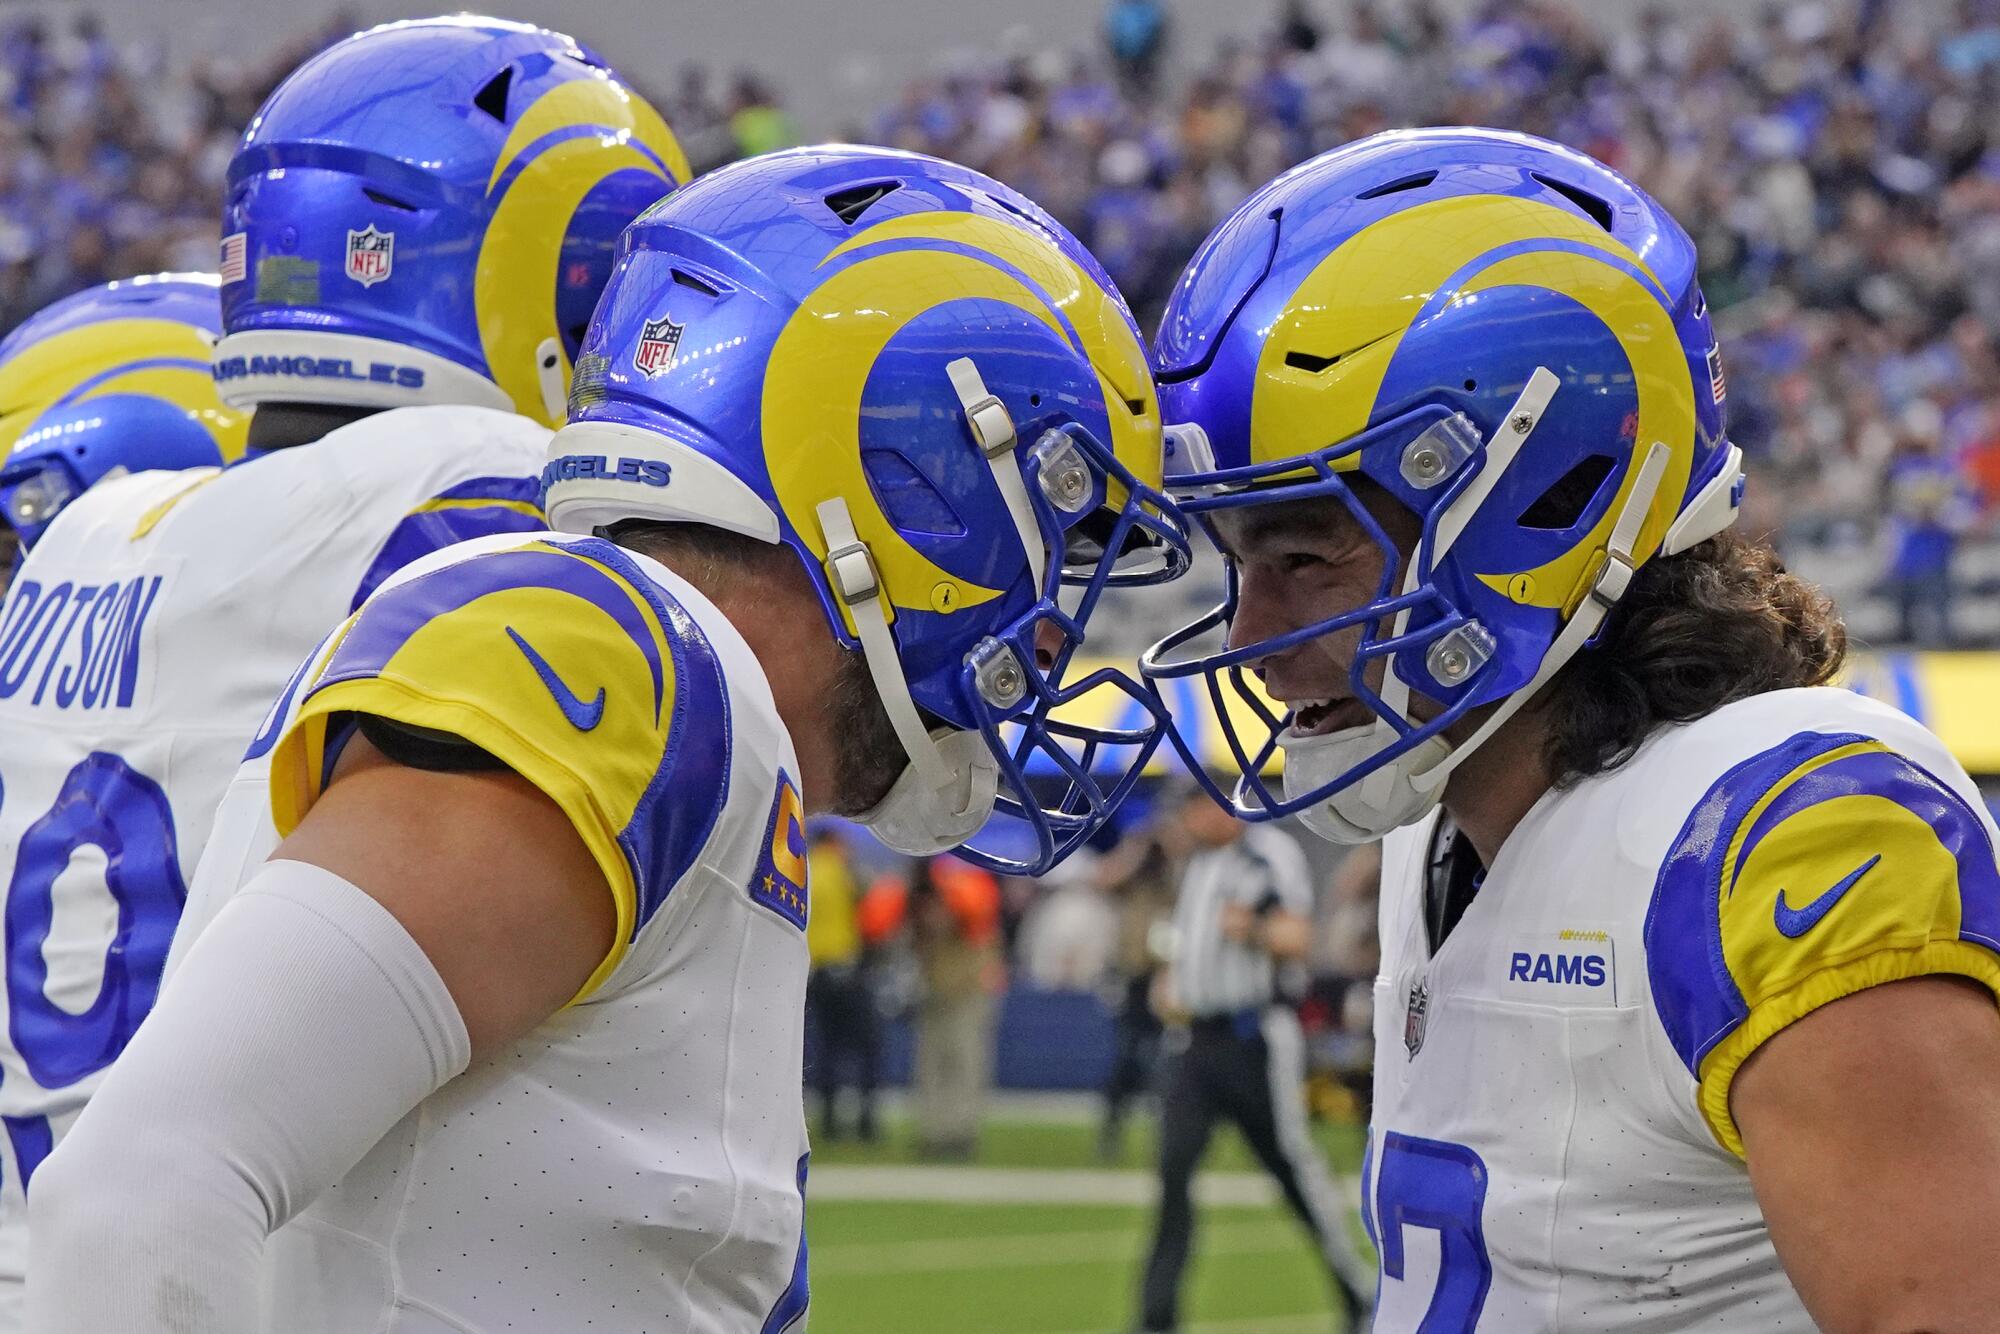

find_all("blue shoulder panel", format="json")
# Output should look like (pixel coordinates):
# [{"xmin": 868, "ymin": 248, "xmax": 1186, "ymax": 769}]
[
  {"xmin": 568, "ymin": 536, "xmax": 733, "ymax": 934},
  {"xmin": 348, "ymin": 475, "xmax": 545, "ymax": 612},
  {"xmin": 1646, "ymin": 728, "xmax": 2000, "ymax": 1080}
]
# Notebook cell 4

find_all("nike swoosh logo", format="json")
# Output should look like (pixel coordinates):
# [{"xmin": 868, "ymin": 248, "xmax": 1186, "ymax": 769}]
[
  {"xmin": 506, "ymin": 626, "xmax": 605, "ymax": 731},
  {"xmin": 1773, "ymin": 853, "xmax": 1881, "ymax": 938}
]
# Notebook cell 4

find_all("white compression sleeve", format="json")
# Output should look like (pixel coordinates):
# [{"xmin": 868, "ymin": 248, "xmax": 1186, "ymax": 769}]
[{"xmin": 28, "ymin": 860, "xmax": 470, "ymax": 1334}]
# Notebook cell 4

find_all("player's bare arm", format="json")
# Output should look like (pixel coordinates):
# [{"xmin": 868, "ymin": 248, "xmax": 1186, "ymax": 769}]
[
  {"xmin": 1738, "ymin": 975, "xmax": 2000, "ymax": 1332},
  {"xmin": 272, "ymin": 735, "xmax": 613, "ymax": 1054}
]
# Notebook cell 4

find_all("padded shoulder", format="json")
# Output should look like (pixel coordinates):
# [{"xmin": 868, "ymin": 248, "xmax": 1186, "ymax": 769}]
[
  {"xmin": 268, "ymin": 534, "xmax": 733, "ymax": 997},
  {"xmin": 1645, "ymin": 723, "xmax": 2000, "ymax": 1155}
]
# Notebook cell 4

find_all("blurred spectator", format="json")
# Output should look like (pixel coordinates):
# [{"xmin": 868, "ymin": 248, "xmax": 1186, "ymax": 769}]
[
  {"xmin": 1104, "ymin": 0, "xmax": 1169, "ymax": 93},
  {"xmin": 1090, "ymin": 785, "xmax": 1196, "ymax": 1161},
  {"xmin": 1278, "ymin": 0, "xmax": 1322, "ymax": 55},
  {"xmin": 1885, "ymin": 400, "xmax": 1975, "ymax": 643},
  {"xmin": 0, "ymin": 10, "xmax": 365, "ymax": 332},
  {"xmin": 872, "ymin": 856, "xmax": 1005, "ymax": 1160},
  {"xmin": 1014, "ymin": 862, "xmax": 1118, "ymax": 990},
  {"xmin": 1302, "ymin": 841, "xmax": 1381, "ymax": 1118},
  {"xmin": 804, "ymin": 826, "xmax": 882, "ymax": 1143},
  {"xmin": 727, "ymin": 73, "xmax": 798, "ymax": 159}
]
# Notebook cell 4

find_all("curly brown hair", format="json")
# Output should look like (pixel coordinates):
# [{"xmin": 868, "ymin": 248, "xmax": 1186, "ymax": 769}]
[{"xmin": 1539, "ymin": 529, "xmax": 1847, "ymax": 788}]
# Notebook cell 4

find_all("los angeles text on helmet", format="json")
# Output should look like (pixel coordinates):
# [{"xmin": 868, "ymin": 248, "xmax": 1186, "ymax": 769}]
[
  {"xmin": 212, "ymin": 353, "xmax": 424, "ymax": 390},
  {"xmin": 539, "ymin": 454, "xmax": 672, "ymax": 489}
]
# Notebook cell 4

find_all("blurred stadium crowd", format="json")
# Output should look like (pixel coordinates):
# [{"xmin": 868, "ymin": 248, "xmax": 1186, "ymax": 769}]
[
  {"xmin": 7, "ymin": 1, "xmax": 2000, "ymax": 643},
  {"xmin": 8, "ymin": 0, "xmax": 2000, "ymax": 643}
]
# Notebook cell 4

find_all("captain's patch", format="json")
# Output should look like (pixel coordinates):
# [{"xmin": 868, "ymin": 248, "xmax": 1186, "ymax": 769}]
[{"xmin": 750, "ymin": 769, "xmax": 809, "ymax": 929}]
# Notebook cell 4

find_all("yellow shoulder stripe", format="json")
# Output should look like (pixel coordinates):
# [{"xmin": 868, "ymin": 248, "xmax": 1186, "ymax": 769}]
[
  {"xmin": 272, "ymin": 676, "xmax": 640, "ymax": 1003},
  {"xmin": 1698, "ymin": 940, "xmax": 2000, "ymax": 1157},
  {"xmin": 129, "ymin": 469, "xmax": 223, "ymax": 540},
  {"xmin": 409, "ymin": 495, "xmax": 544, "ymax": 520}
]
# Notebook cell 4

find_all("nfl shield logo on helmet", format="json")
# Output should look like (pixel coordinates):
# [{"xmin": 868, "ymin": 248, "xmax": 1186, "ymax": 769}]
[
  {"xmin": 345, "ymin": 225, "xmax": 394, "ymax": 288},
  {"xmin": 1404, "ymin": 977, "xmax": 1429, "ymax": 1059},
  {"xmin": 633, "ymin": 315, "xmax": 684, "ymax": 378}
]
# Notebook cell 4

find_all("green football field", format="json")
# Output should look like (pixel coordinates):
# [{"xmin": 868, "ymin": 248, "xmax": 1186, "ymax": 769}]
[{"xmin": 800, "ymin": 1113, "xmax": 1371, "ymax": 1334}]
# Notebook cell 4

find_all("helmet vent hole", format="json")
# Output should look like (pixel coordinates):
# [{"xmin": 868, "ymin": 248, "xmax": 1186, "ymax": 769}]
[
  {"xmin": 1463, "ymin": 378, "xmax": 1477, "ymax": 391},
  {"xmin": 473, "ymin": 67, "xmax": 514, "ymax": 122},
  {"xmin": 986, "ymin": 194, "xmax": 1051, "ymax": 233},
  {"xmin": 1029, "ymin": 394, "xmax": 1042, "ymax": 406},
  {"xmin": 362, "ymin": 188, "xmax": 417, "ymax": 212},
  {"xmin": 823, "ymin": 181, "xmax": 902, "ymax": 225},
  {"xmin": 1518, "ymin": 454, "xmax": 1618, "ymax": 531},
  {"xmin": 670, "ymin": 267, "xmax": 722, "ymax": 298},
  {"xmin": 1531, "ymin": 172, "xmax": 1614, "ymax": 232},
  {"xmin": 1124, "ymin": 396, "xmax": 1147, "ymax": 417},
  {"xmin": 1284, "ymin": 349, "xmax": 1344, "ymax": 373},
  {"xmin": 862, "ymin": 449, "xmax": 967, "ymax": 537},
  {"xmin": 1356, "ymin": 170, "xmax": 1438, "ymax": 200}
]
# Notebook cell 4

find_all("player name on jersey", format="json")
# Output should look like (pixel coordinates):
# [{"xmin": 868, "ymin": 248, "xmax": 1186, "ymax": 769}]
[{"xmin": 0, "ymin": 575, "xmax": 163, "ymax": 712}]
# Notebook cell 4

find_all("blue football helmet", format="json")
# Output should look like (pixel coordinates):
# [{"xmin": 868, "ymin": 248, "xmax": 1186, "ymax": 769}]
[
  {"xmin": 1141, "ymin": 127, "xmax": 1745, "ymax": 842},
  {"xmin": 213, "ymin": 16, "xmax": 689, "ymax": 427},
  {"xmin": 544, "ymin": 145, "xmax": 1191, "ymax": 874},
  {"xmin": 0, "ymin": 273, "xmax": 247, "ymax": 548}
]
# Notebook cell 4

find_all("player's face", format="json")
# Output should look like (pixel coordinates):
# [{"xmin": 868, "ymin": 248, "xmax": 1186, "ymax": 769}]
[{"xmin": 1209, "ymin": 485, "xmax": 1422, "ymax": 737}]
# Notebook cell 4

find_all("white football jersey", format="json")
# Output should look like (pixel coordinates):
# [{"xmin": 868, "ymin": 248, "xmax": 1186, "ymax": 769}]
[
  {"xmin": 169, "ymin": 530, "xmax": 812, "ymax": 1334},
  {"xmin": 1363, "ymin": 686, "xmax": 2000, "ymax": 1331},
  {"xmin": 0, "ymin": 406, "xmax": 548, "ymax": 1322}
]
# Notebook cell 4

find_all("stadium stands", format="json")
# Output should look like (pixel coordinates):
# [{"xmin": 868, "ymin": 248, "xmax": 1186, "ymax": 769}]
[{"xmin": 3, "ymin": 0, "xmax": 1996, "ymax": 646}]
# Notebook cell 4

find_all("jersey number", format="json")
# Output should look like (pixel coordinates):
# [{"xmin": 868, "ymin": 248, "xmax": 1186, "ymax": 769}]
[
  {"xmin": 0, "ymin": 753, "xmax": 185, "ymax": 1191},
  {"xmin": 1367, "ymin": 1131, "xmax": 1492, "ymax": 1332}
]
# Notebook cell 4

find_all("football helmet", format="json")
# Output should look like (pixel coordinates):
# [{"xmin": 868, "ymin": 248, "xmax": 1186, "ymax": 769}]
[
  {"xmin": 544, "ymin": 145, "xmax": 1190, "ymax": 874},
  {"xmin": 0, "ymin": 273, "xmax": 247, "ymax": 548},
  {"xmin": 1142, "ymin": 128, "xmax": 1744, "ymax": 842},
  {"xmin": 213, "ymin": 16, "xmax": 689, "ymax": 427}
]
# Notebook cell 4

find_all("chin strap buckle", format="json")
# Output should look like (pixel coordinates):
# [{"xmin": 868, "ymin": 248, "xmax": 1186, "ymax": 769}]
[
  {"xmin": 1588, "ymin": 551, "xmax": 1635, "ymax": 609},
  {"xmin": 824, "ymin": 535, "xmax": 881, "ymax": 608},
  {"xmin": 948, "ymin": 358, "xmax": 1018, "ymax": 458}
]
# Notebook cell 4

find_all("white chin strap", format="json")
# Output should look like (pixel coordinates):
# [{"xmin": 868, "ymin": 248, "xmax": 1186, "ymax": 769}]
[
  {"xmin": 818, "ymin": 467, "xmax": 1022, "ymax": 854},
  {"xmin": 947, "ymin": 356, "xmax": 1047, "ymax": 591},
  {"xmin": 1279, "ymin": 721, "xmax": 1449, "ymax": 845},
  {"xmin": 817, "ymin": 494, "xmax": 960, "ymax": 797},
  {"xmin": 1406, "ymin": 434, "xmax": 1676, "ymax": 796},
  {"xmin": 820, "ymin": 492, "xmax": 996, "ymax": 855}
]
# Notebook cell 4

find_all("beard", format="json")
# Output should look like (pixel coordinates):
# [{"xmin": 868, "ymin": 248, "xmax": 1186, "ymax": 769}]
[{"xmin": 822, "ymin": 644, "xmax": 911, "ymax": 818}]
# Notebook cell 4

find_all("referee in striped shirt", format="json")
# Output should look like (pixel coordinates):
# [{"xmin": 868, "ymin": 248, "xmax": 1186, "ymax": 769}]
[{"xmin": 1137, "ymin": 790, "xmax": 1372, "ymax": 1332}]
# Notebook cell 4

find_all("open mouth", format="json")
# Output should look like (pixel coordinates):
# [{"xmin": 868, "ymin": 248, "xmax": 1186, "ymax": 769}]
[{"xmin": 1286, "ymin": 697, "xmax": 1372, "ymax": 738}]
